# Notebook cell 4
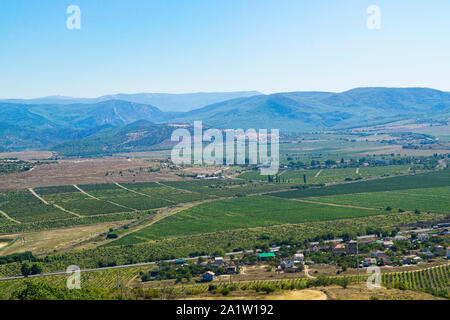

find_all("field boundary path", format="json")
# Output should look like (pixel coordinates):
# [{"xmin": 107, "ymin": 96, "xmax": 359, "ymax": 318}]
[
  {"xmin": 288, "ymin": 198, "xmax": 380, "ymax": 211},
  {"xmin": 114, "ymin": 182, "xmax": 177, "ymax": 204},
  {"xmin": 314, "ymin": 170, "xmax": 322, "ymax": 178},
  {"xmin": 73, "ymin": 184, "xmax": 138, "ymax": 212},
  {"xmin": 28, "ymin": 188, "xmax": 49, "ymax": 205},
  {"xmin": 52, "ymin": 204, "xmax": 82, "ymax": 218},
  {"xmin": 73, "ymin": 185, "xmax": 101, "ymax": 200},
  {"xmin": 0, "ymin": 209, "xmax": 21, "ymax": 224},
  {"xmin": 156, "ymin": 181, "xmax": 194, "ymax": 193}
]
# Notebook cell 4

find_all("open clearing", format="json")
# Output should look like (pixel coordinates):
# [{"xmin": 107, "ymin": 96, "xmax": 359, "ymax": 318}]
[
  {"xmin": 0, "ymin": 221, "xmax": 130, "ymax": 256},
  {"xmin": 265, "ymin": 289, "xmax": 327, "ymax": 300}
]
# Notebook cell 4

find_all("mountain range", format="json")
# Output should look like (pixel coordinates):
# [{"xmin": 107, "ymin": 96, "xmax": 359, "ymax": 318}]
[
  {"xmin": 0, "ymin": 91, "xmax": 261, "ymax": 112},
  {"xmin": 0, "ymin": 87, "xmax": 449, "ymax": 154}
]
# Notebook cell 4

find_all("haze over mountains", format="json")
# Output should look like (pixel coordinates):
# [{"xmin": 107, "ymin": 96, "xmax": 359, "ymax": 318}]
[
  {"xmin": 0, "ymin": 91, "xmax": 261, "ymax": 112},
  {"xmin": 0, "ymin": 87, "xmax": 449, "ymax": 154}
]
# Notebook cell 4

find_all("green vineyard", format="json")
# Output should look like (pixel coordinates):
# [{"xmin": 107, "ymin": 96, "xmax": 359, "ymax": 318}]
[{"xmin": 382, "ymin": 264, "xmax": 450, "ymax": 297}]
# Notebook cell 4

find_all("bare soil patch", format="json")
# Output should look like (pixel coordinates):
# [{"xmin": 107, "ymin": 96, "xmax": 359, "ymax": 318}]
[
  {"xmin": 0, "ymin": 157, "xmax": 183, "ymax": 190},
  {"xmin": 0, "ymin": 151, "xmax": 55, "ymax": 160}
]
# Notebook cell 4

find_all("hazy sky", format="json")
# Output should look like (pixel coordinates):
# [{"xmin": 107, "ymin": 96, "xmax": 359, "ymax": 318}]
[{"xmin": 0, "ymin": 0, "xmax": 449, "ymax": 98}]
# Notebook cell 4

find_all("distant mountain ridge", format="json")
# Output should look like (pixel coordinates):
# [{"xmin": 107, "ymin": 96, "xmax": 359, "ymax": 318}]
[
  {"xmin": 0, "ymin": 87, "xmax": 449, "ymax": 152},
  {"xmin": 170, "ymin": 87, "xmax": 450, "ymax": 131},
  {"xmin": 0, "ymin": 91, "xmax": 261, "ymax": 112}
]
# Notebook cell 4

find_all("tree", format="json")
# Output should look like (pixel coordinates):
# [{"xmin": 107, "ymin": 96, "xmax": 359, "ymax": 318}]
[
  {"xmin": 21, "ymin": 262, "xmax": 32, "ymax": 277},
  {"xmin": 30, "ymin": 263, "xmax": 43, "ymax": 275}
]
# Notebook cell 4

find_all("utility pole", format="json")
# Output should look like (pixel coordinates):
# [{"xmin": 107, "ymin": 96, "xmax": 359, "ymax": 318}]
[{"xmin": 356, "ymin": 239, "xmax": 360, "ymax": 283}]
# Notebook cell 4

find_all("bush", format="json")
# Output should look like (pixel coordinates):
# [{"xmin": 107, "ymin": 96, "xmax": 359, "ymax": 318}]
[
  {"xmin": 220, "ymin": 288, "xmax": 230, "ymax": 296},
  {"xmin": 107, "ymin": 232, "xmax": 119, "ymax": 239}
]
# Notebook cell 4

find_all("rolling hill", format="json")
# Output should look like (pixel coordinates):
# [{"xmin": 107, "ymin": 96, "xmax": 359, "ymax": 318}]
[
  {"xmin": 51, "ymin": 121, "xmax": 180, "ymax": 157},
  {"xmin": 171, "ymin": 88, "xmax": 450, "ymax": 131}
]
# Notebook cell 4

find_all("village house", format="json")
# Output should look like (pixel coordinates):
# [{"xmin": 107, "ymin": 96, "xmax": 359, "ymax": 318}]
[
  {"xmin": 280, "ymin": 260, "xmax": 295, "ymax": 269},
  {"xmin": 402, "ymin": 255, "xmax": 422, "ymax": 265},
  {"xmin": 362, "ymin": 257, "xmax": 377, "ymax": 267},
  {"xmin": 332, "ymin": 244, "xmax": 346, "ymax": 255},
  {"xmin": 383, "ymin": 241, "xmax": 394, "ymax": 248},
  {"xmin": 201, "ymin": 271, "xmax": 215, "ymax": 282},
  {"xmin": 394, "ymin": 235, "xmax": 408, "ymax": 241},
  {"xmin": 433, "ymin": 245, "xmax": 444, "ymax": 254},
  {"xmin": 378, "ymin": 254, "xmax": 391, "ymax": 265},
  {"xmin": 258, "ymin": 252, "xmax": 275, "ymax": 260},
  {"xmin": 412, "ymin": 256, "xmax": 423, "ymax": 264},
  {"xmin": 371, "ymin": 250, "xmax": 384, "ymax": 257},
  {"xmin": 175, "ymin": 259, "xmax": 186, "ymax": 265},
  {"xmin": 279, "ymin": 260, "xmax": 301, "ymax": 273},
  {"xmin": 270, "ymin": 247, "xmax": 280, "ymax": 253},
  {"xmin": 225, "ymin": 262, "xmax": 238, "ymax": 274},
  {"xmin": 293, "ymin": 253, "xmax": 304, "ymax": 264}
]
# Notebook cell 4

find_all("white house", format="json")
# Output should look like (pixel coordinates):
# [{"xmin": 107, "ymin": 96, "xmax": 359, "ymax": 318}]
[{"xmin": 294, "ymin": 253, "xmax": 304, "ymax": 264}]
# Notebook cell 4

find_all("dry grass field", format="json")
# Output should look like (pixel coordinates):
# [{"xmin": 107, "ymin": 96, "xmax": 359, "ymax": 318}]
[
  {"xmin": 0, "ymin": 151, "xmax": 55, "ymax": 160},
  {"xmin": 186, "ymin": 284, "xmax": 441, "ymax": 300},
  {"xmin": 0, "ymin": 157, "xmax": 184, "ymax": 190},
  {"xmin": 0, "ymin": 221, "xmax": 130, "ymax": 256}
]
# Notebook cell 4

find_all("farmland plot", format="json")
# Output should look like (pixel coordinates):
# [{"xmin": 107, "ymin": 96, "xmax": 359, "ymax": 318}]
[
  {"xmin": 77, "ymin": 184, "xmax": 173, "ymax": 211},
  {"xmin": 118, "ymin": 195, "xmax": 384, "ymax": 241},
  {"xmin": 0, "ymin": 190, "xmax": 72, "ymax": 223},
  {"xmin": 304, "ymin": 187, "xmax": 450, "ymax": 214},
  {"xmin": 35, "ymin": 185, "xmax": 128, "ymax": 216},
  {"xmin": 162, "ymin": 180, "xmax": 295, "ymax": 197},
  {"xmin": 120, "ymin": 183, "xmax": 212, "ymax": 203},
  {"xmin": 271, "ymin": 170, "xmax": 450, "ymax": 199},
  {"xmin": 239, "ymin": 165, "xmax": 411, "ymax": 185}
]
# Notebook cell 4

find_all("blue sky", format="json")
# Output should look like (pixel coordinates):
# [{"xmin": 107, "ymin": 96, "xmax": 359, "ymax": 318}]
[{"xmin": 0, "ymin": 0, "xmax": 449, "ymax": 98}]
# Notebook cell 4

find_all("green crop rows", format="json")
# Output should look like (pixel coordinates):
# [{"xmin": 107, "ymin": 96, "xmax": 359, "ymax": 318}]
[
  {"xmin": 112, "ymin": 195, "xmax": 385, "ymax": 243},
  {"xmin": 304, "ymin": 186, "xmax": 450, "ymax": 214},
  {"xmin": 382, "ymin": 264, "xmax": 450, "ymax": 296},
  {"xmin": 271, "ymin": 170, "xmax": 450, "ymax": 199}
]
